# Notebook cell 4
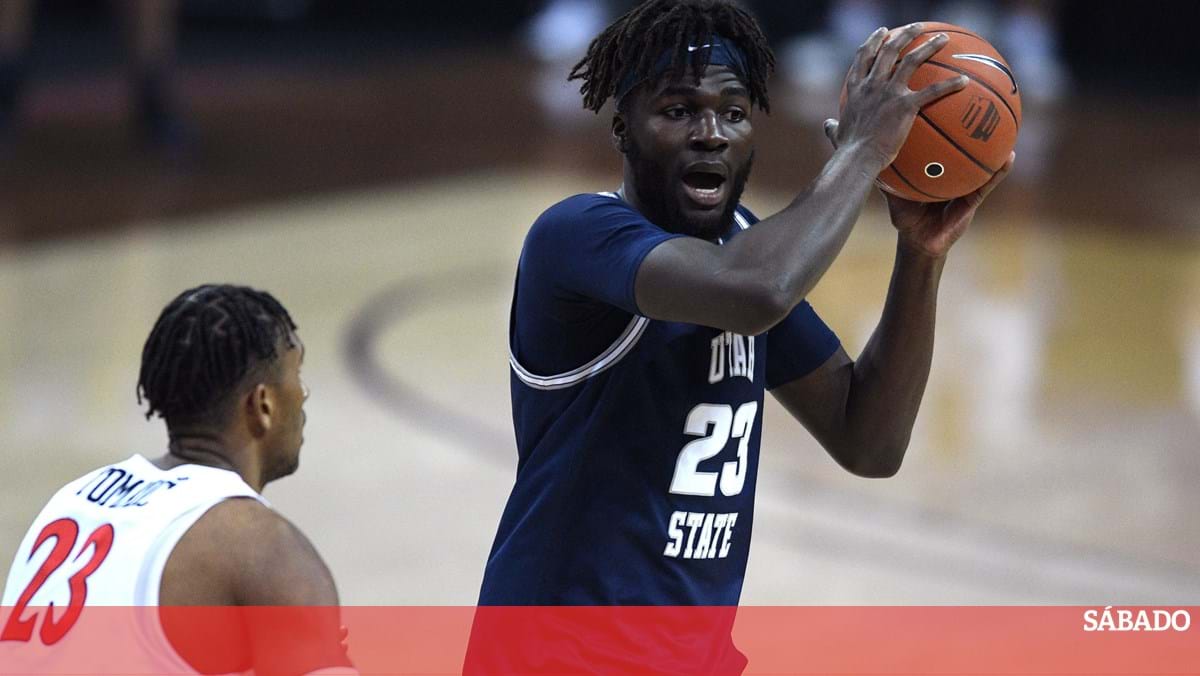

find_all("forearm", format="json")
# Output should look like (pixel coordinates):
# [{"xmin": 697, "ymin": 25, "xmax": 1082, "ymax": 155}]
[
  {"xmin": 842, "ymin": 239, "xmax": 945, "ymax": 475},
  {"xmin": 723, "ymin": 142, "xmax": 885, "ymax": 321}
]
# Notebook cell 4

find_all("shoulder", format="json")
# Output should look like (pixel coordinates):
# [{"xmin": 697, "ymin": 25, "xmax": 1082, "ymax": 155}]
[
  {"xmin": 211, "ymin": 499, "xmax": 337, "ymax": 605},
  {"xmin": 541, "ymin": 192, "xmax": 629, "ymax": 221},
  {"xmin": 163, "ymin": 497, "xmax": 337, "ymax": 606},
  {"xmin": 522, "ymin": 193, "xmax": 654, "ymax": 271},
  {"xmin": 194, "ymin": 498, "xmax": 315, "ymax": 561},
  {"xmin": 528, "ymin": 193, "xmax": 641, "ymax": 240},
  {"xmin": 160, "ymin": 500, "xmax": 348, "ymax": 673}
]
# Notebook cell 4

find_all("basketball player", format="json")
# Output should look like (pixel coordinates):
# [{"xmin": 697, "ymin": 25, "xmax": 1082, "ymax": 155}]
[
  {"xmin": 1, "ymin": 285, "xmax": 352, "ymax": 675},
  {"xmin": 475, "ymin": 0, "xmax": 1013, "ymax": 665}
]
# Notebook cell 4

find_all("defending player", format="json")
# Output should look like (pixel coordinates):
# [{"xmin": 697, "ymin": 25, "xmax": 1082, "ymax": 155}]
[
  {"xmin": 1, "ymin": 284, "xmax": 352, "ymax": 675},
  {"xmin": 475, "ymin": 0, "xmax": 1013, "ymax": 666}
]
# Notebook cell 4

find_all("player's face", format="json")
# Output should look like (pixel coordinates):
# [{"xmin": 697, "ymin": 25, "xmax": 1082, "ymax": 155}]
[
  {"xmin": 621, "ymin": 66, "xmax": 755, "ymax": 240},
  {"xmin": 264, "ymin": 337, "xmax": 307, "ymax": 484}
]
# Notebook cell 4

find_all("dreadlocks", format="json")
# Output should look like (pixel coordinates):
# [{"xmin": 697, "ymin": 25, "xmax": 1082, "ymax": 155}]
[
  {"xmin": 568, "ymin": 0, "xmax": 775, "ymax": 114},
  {"xmin": 137, "ymin": 284, "xmax": 297, "ymax": 427}
]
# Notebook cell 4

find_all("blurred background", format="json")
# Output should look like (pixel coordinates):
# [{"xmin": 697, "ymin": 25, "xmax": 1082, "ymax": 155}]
[{"xmin": 1, "ymin": 0, "xmax": 1197, "ymax": 604}]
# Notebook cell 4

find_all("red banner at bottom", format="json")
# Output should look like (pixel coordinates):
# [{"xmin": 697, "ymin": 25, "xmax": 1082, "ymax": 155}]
[{"xmin": 1, "ymin": 606, "xmax": 1196, "ymax": 674}]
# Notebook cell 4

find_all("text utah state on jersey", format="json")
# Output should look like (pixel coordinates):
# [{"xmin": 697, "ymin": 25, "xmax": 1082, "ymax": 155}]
[
  {"xmin": 664, "ymin": 329, "xmax": 755, "ymax": 561},
  {"xmin": 707, "ymin": 329, "xmax": 754, "ymax": 384}
]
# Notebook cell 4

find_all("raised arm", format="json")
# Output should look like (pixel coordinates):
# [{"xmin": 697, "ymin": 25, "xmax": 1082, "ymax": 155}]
[
  {"xmin": 635, "ymin": 24, "xmax": 966, "ymax": 335},
  {"xmin": 772, "ymin": 153, "xmax": 1015, "ymax": 477}
]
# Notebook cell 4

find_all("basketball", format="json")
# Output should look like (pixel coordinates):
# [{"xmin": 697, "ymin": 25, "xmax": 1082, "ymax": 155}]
[{"xmin": 841, "ymin": 22, "xmax": 1022, "ymax": 202}]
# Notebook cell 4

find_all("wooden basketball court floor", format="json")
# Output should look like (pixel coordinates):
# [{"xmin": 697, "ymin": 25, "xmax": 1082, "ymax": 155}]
[{"xmin": 1, "ymin": 52, "xmax": 1197, "ymax": 605}]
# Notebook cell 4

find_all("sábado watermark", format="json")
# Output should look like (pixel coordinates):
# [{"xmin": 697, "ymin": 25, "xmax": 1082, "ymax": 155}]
[{"xmin": 1083, "ymin": 606, "xmax": 1191, "ymax": 632}]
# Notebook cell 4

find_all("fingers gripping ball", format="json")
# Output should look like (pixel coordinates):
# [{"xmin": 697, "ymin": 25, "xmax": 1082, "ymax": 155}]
[{"xmin": 841, "ymin": 22, "xmax": 1022, "ymax": 202}]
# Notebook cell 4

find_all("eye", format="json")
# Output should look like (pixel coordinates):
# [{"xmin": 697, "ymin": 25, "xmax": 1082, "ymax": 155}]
[
  {"xmin": 725, "ymin": 108, "xmax": 747, "ymax": 123},
  {"xmin": 663, "ymin": 106, "xmax": 691, "ymax": 120}
]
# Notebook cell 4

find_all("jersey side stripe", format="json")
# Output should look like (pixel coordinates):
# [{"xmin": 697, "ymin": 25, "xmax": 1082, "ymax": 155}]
[
  {"xmin": 507, "ymin": 189, "xmax": 639, "ymax": 391},
  {"xmin": 510, "ymin": 315, "xmax": 649, "ymax": 390},
  {"xmin": 734, "ymin": 210, "xmax": 750, "ymax": 231},
  {"xmin": 510, "ymin": 195, "xmax": 747, "ymax": 391}
]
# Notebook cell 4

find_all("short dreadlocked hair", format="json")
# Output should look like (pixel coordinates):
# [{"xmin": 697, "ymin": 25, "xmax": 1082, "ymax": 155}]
[
  {"xmin": 569, "ymin": 0, "xmax": 775, "ymax": 114},
  {"xmin": 137, "ymin": 284, "xmax": 298, "ymax": 428}
]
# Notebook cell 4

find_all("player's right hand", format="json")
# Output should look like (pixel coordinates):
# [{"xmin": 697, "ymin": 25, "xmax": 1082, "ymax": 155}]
[{"xmin": 826, "ymin": 23, "xmax": 968, "ymax": 168}]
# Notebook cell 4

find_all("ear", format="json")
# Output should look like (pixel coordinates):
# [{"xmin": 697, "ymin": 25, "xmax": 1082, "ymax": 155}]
[
  {"xmin": 611, "ymin": 114, "xmax": 628, "ymax": 154},
  {"xmin": 244, "ymin": 383, "xmax": 274, "ymax": 437}
]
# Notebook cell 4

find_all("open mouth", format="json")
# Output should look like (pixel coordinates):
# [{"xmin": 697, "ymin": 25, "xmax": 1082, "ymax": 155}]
[{"xmin": 681, "ymin": 171, "xmax": 727, "ymax": 208}]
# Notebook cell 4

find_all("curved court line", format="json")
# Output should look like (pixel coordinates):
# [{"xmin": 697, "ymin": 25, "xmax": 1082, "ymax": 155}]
[
  {"xmin": 342, "ymin": 266, "xmax": 515, "ymax": 468},
  {"xmin": 343, "ymin": 266, "xmax": 1200, "ymax": 597}
]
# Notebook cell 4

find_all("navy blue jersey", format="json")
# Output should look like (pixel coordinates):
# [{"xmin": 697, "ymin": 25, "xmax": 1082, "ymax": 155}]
[{"xmin": 480, "ymin": 191, "xmax": 840, "ymax": 606}]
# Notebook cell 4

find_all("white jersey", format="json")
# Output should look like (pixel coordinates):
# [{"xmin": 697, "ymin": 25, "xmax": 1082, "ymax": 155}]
[{"xmin": 0, "ymin": 454, "xmax": 266, "ymax": 672}]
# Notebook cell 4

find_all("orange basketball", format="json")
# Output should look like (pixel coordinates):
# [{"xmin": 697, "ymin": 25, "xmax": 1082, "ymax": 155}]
[{"xmin": 840, "ymin": 22, "xmax": 1022, "ymax": 202}]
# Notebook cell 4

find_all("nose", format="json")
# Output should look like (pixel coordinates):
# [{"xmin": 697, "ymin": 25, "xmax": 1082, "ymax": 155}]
[
  {"xmin": 302, "ymin": 382, "xmax": 310, "ymax": 401},
  {"xmin": 689, "ymin": 110, "xmax": 728, "ymax": 152}
]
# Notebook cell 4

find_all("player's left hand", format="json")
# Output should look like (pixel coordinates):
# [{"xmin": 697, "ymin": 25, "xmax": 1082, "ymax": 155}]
[
  {"xmin": 883, "ymin": 151, "xmax": 1015, "ymax": 258},
  {"xmin": 822, "ymin": 118, "xmax": 1015, "ymax": 259}
]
